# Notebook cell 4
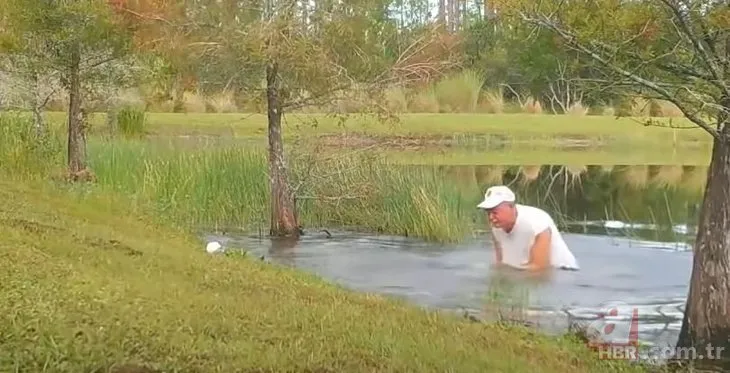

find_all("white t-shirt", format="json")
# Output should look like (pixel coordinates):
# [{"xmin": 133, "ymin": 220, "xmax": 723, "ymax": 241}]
[{"xmin": 491, "ymin": 204, "xmax": 579, "ymax": 270}]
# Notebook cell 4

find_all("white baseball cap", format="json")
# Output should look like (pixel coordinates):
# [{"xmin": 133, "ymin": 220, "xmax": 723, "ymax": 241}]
[{"xmin": 477, "ymin": 185, "xmax": 516, "ymax": 209}]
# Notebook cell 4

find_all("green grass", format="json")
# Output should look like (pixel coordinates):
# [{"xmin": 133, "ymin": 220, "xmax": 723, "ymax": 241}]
[
  {"xmin": 85, "ymin": 138, "xmax": 476, "ymax": 242},
  {"xmin": 0, "ymin": 177, "xmax": 653, "ymax": 373},
  {"xmin": 0, "ymin": 112, "xmax": 477, "ymax": 243},
  {"xmin": 42, "ymin": 111, "xmax": 712, "ymax": 144},
  {"xmin": 116, "ymin": 106, "xmax": 147, "ymax": 137}
]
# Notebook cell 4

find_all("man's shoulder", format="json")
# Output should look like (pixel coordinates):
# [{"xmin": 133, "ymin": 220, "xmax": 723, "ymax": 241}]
[
  {"xmin": 517, "ymin": 204, "xmax": 555, "ymax": 224},
  {"xmin": 517, "ymin": 203, "xmax": 550, "ymax": 216}
]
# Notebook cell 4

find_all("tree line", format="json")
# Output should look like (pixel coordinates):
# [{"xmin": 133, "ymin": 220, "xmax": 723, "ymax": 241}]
[{"xmin": 1, "ymin": 0, "xmax": 660, "ymax": 120}]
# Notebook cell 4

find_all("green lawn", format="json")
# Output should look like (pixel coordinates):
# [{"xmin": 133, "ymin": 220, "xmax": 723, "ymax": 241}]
[
  {"xmin": 46, "ymin": 111, "xmax": 712, "ymax": 144},
  {"xmin": 0, "ymin": 178, "xmax": 649, "ymax": 373}
]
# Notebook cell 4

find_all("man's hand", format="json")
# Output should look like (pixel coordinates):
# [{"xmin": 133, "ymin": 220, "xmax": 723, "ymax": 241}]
[{"xmin": 522, "ymin": 228, "xmax": 551, "ymax": 271}]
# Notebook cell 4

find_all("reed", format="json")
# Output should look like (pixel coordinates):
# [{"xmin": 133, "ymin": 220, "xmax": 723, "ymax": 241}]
[
  {"xmin": 116, "ymin": 106, "xmax": 147, "ymax": 137},
  {"xmin": 85, "ymin": 138, "xmax": 475, "ymax": 242},
  {"xmin": 0, "ymin": 112, "xmax": 65, "ymax": 178},
  {"xmin": 433, "ymin": 69, "xmax": 485, "ymax": 113},
  {"xmin": 1, "ymin": 112, "xmax": 474, "ymax": 242}
]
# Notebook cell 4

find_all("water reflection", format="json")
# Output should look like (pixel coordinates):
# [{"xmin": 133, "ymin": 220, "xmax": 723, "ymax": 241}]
[
  {"xmin": 431, "ymin": 164, "xmax": 706, "ymax": 247},
  {"xmin": 269, "ymin": 236, "xmax": 299, "ymax": 267}
]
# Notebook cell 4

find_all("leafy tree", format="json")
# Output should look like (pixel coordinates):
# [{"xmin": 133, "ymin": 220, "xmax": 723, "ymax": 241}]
[
  {"xmin": 0, "ymin": 0, "xmax": 135, "ymax": 181},
  {"xmin": 122, "ymin": 0, "xmax": 460, "ymax": 237},
  {"xmin": 498, "ymin": 0, "xmax": 730, "ymax": 369}
]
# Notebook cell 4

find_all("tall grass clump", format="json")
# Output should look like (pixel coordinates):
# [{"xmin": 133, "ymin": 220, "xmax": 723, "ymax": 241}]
[
  {"xmin": 407, "ymin": 86, "xmax": 440, "ymax": 113},
  {"xmin": 294, "ymin": 154, "xmax": 475, "ymax": 242},
  {"xmin": 116, "ymin": 106, "xmax": 147, "ymax": 137},
  {"xmin": 521, "ymin": 96, "xmax": 543, "ymax": 114},
  {"xmin": 205, "ymin": 91, "xmax": 239, "ymax": 113},
  {"xmin": 182, "ymin": 91, "xmax": 208, "ymax": 113},
  {"xmin": 384, "ymin": 86, "xmax": 409, "ymax": 113},
  {"xmin": 0, "ymin": 111, "xmax": 64, "ymax": 179},
  {"xmin": 433, "ymin": 69, "xmax": 485, "ymax": 113},
  {"xmin": 88, "ymin": 139, "xmax": 269, "ymax": 231},
  {"xmin": 566, "ymin": 101, "xmax": 588, "ymax": 116},
  {"xmin": 4, "ymin": 127, "xmax": 476, "ymax": 242},
  {"xmin": 479, "ymin": 88, "xmax": 505, "ymax": 113}
]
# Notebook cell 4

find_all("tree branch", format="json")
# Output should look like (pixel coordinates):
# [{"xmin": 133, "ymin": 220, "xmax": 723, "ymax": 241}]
[
  {"xmin": 519, "ymin": 12, "xmax": 721, "ymax": 141},
  {"xmin": 657, "ymin": 0, "xmax": 726, "ymax": 95}
]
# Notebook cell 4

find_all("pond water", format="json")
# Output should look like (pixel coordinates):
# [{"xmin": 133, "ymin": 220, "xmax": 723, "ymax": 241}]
[{"xmin": 204, "ymin": 163, "xmax": 705, "ymax": 353}]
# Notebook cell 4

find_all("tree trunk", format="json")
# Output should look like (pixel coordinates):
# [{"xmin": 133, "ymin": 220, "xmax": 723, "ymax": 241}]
[
  {"xmin": 438, "ymin": 0, "xmax": 445, "ymax": 27},
  {"xmin": 301, "ymin": 0, "xmax": 308, "ymax": 32},
  {"xmin": 31, "ymin": 72, "xmax": 46, "ymax": 138},
  {"xmin": 66, "ymin": 43, "xmax": 88, "ymax": 181},
  {"xmin": 675, "ymin": 121, "xmax": 730, "ymax": 370},
  {"xmin": 266, "ymin": 60, "xmax": 299, "ymax": 238}
]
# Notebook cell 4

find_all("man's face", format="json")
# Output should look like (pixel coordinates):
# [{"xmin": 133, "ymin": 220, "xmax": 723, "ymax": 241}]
[{"xmin": 486, "ymin": 202, "xmax": 516, "ymax": 229}]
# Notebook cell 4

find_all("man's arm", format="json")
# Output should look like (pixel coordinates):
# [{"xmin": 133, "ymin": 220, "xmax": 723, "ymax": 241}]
[
  {"xmin": 524, "ymin": 227, "xmax": 551, "ymax": 271},
  {"xmin": 491, "ymin": 234, "xmax": 503, "ymax": 265}
]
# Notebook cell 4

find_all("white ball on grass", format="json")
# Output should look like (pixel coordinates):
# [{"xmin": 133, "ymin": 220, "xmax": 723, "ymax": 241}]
[{"xmin": 206, "ymin": 241, "xmax": 223, "ymax": 254}]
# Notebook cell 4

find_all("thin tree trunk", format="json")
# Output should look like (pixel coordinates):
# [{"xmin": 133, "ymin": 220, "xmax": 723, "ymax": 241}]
[
  {"xmin": 31, "ymin": 72, "xmax": 46, "ymax": 138},
  {"xmin": 301, "ymin": 0, "xmax": 308, "ymax": 32},
  {"xmin": 675, "ymin": 115, "xmax": 730, "ymax": 370},
  {"xmin": 438, "ymin": 0, "xmax": 446, "ymax": 27},
  {"xmin": 66, "ymin": 43, "xmax": 88, "ymax": 181},
  {"xmin": 172, "ymin": 74, "xmax": 185, "ymax": 113},
  {"xmin": 266, "ymin": 60, "xmax": 299, "ymax": 237}
]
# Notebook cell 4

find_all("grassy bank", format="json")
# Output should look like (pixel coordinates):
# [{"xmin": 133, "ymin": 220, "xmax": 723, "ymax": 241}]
[
  {"xmin": 43, "ymin": 111, "xmax": 711, "ymax": 145},
  {"xmin": 0, "ymin": 176, "xmax": 651, "ymax": 373}
]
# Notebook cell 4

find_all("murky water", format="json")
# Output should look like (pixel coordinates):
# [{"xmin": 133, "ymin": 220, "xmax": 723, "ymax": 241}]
[{"xmin": 204, "ymin": 164, "xmax": 703, "ymax": 352}]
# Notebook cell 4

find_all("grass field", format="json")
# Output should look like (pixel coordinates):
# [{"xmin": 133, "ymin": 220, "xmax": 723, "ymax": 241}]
[
  {"xmin": 0, "ymin": 178, "xmax": 651, "ymax": 373},
  {"xmin": 41, "ymin": 110, "xmax": 716, "ymax": 167},
  {"xmin": 45, "ymin": 111, "xmax": 712, "ymax": 144}
]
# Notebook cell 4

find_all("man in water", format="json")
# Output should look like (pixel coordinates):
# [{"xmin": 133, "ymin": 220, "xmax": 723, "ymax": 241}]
[{"xmin": 477, "ymin": 185, "xmax": 579, "ymax": 272}]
